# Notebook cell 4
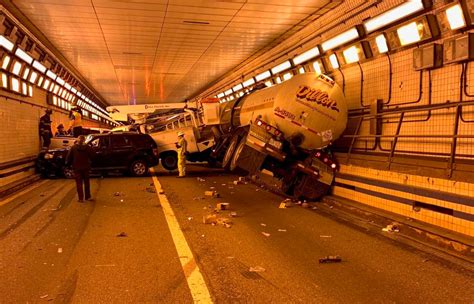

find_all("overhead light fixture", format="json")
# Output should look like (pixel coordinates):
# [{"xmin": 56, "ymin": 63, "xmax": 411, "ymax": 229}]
[
  {"xmin": 282, "ymin": 72, "xmax": 293, "ymax": 81},
  {"xmin": 15, "ymin": 48, "xmax": 33, "ymax": 64},
  {"xmin": 233, "ymin": 83, "xmax": 243, "ymax": 91},
  {"xmin": 10, "ymin": 77, "xmax": 20, "ymax": 92},
  {"xmin": 64, "ymin": 83, "xmax": 71, "ymax": 90},
  {"xmin": 255, "ymin": 70, "xmax": 271, "ymax": 81},
  {"xmin": 445, "ymin": 4, "xmax": 466, "ymax": 30},
  {"xmin": 375, "ymin": 34, "xmax": 389, "ymax": 53},
  {"xmin": 363, "ymin": 0, "xmax": 427, "ymax": 33},
  {"xmin": 1, "ymin": 55, "xmax": 11, "ymax": 70},
  {"xmin": 0, "ymin": 35, "xmax": 14, "ymax": 51},
  {"xmin": 293, "ymin": 46, "xmax": 320, "ymax": 65},
  {"xmin": 22, "ymin": 67, "xmax": 30, "ymax": 80},
  {"xmin": 271, "ymin": 61, "xmax": 291, "ymax": 74},
  {"xmin": 329, "ymin": 54, "xmax": 340, "ymax": 69},
  {"xmin": 56, "ymin": 77, "xmax": 65, "ymax": 86},
  {"xmin": 11, "ymin": 61, "xmax": 22, "ymax": 75},
  {"xmin": 0, "ymin": 72, "xmax": 7, "ymax": 88},
  {"xmin": 32, "ymin": 61, "xmax": 47, "ymax": 73},
  {"xmin": 298, "ymin": 67, "xmax": 305, "ymax": 74},
  {"xmin": 224, "ymin": 89, "xmax": 233, "ymax": 96},
  {"xmin": 386, "ymin": 14, "xmax": 439, "ymax": 49},
  {"xmin": 28, "ymin": 71, "xmax": 38, "ymax": 84},
  {"xmin": 342, "ymin": 42, "xmax": 373, "ymax": 64},
  {"xmin": 242, "ymin": 78, "xmax": 255, "ymax": 87},
  {"xmin": 46, "ymin": 70, "xmax": 57, "ymax": 80},
  {"xmin": 265, "ymin": 81, "xmax": 273, "ymax": 87},
  {"xmin": 313, "ymin": 61, "xmax": 323, "ymax": 74},
  {"xmin": 71, "ymin": 87, "xmax": 77, "ymax": 94},
  {"xmin": 397, "ymin": 22, "xmax": 422, "ymax": 45},
  {"xmin": 321, "ymin": 27, "xmax": 361, "ymax": 52}
]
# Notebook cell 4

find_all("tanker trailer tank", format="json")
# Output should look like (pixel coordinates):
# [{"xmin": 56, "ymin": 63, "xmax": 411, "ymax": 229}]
[{"xmin": 212, "ymin": 73, "xmax": 348, "ymax": 200}]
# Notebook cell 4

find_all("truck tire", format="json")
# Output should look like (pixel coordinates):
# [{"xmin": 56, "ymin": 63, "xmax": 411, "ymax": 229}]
[
  {"xmin": 222, "ymin": 135, "xmax": 240, "ymax": 169},
  {"xmin": 229, "ymin": 136, "xmax": 249, "ymax": 174},
  {"xmin": 130, "ymin": 159, "xmax": 148, "ymax": 177},
  {"xmin": 161, "ymin": 152, "xmax": 178, "ymax": 171}
]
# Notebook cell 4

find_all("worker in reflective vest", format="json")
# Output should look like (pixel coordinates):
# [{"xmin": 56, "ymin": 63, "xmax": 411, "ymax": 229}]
[
  {"xmin": 175, "ymin": 131, "xmax": 187, "ymax": 178},
  {"xmin": 69, "ymin": 107, "xmax": 83, "ymax": 137},
  {"xmin": 39, "ymin": 108, "xmax": 53, "ymax": 149}
]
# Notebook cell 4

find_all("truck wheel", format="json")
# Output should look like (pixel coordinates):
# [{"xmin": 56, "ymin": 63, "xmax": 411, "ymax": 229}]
[
  {"xmin": 161, "ymin": 152, "xmax": 178, "ymax": 171},
  {"xmin": 229, "ymin": 136, "xmax": 248, "ymax": 174},
  {"xmin": 130, "ymin": 159, "xmax": 148, "ymax": 177},
  {"xmin": 222, "ymin": 135, "xmax": 240, "ymax": 169}
]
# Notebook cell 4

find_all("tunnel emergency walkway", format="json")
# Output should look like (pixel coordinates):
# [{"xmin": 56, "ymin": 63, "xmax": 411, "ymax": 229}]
[{"xmin": 0, "ymin": 165, "xmax": 472, "ymax": 303}]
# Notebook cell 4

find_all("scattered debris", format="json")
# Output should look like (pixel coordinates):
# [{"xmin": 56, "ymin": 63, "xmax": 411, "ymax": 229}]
[
  {"xmin": 320, "ymin": 235, "xmax": 332, "ymax": 238},
  {"xmin": 230, "ymin": 212, "xmax": 238, "ymax": 217},
  {"xmin": 95, "ymin": 264, "xmax": 116, "ymax": 267},
  {"xmin": 120, "ymin": 199, "xmax": 124, "ymax": 203},
  {"xmin": 238, "ymin": 177, "xmax": 246, "ymax": 182},
  {"xmin": 201, "ymin": 234, "xmax": 205, "ymax": 238},
  {"xmin": 197, "ymin": 177, "xmax": 206, "ymax": 182},
  {"xmin": 217, "ymin": 202, "xmax": 230, "ymax": 210},
  {"xmin": 256, "ymin": 189, "xmax": 260, "ymax": 192},
  {"xmin": 188, "ymin": 217, "xmax": 193, "ymax": 221},
  {"xmin": 302, "ymin": 202, "xmax": 310, "ymax": 208},
  {"xmin": 279, "ymin": 202, "xmax": 287, "ymax": 209},
  {"xmin": 203, "ymin": 214, "xmax": 218, "ymax": 224},
  {"xmin": 116, "ymin": 232, "xmax": 128, "ymax": 237},
  {"xmin": 261, "ymin": 232, "xmax": 271, "ymax": 237},
  {"xmin": 278, "ymin": 229, "xmax": 287, "ymax": 232},
  {"xmin": 312, "ymin": 206, "xmax": 318, "ymax": 210},
  {"xmin": 114, "ymin": 192, "xmax": 121, "ymax": 196},
  {"xmin": 260, "ymin": 223, "xmax": 267, "ymax": 227},
  {"xmin": 205, "ymin": 190, "xmax": 220, "ymax": 198},
  {"xmin": 40, "ymin": 295, "xmax": 49, "ymax": 299},
  {"xmin": 159, "ymin": 190, "xmax": 165, "ymax": 194},
  {"xmin": 233, "ymin": 180, "xmax": 242, "ymax": 185},
  {"xmin": 319, "ymin": 256, "xmax": 342, "ymax": 263},
  {"xmin": 57, "ymin": 248, "xmax": 63, "ymax": 253},
  {"xmin": 296, "ymin": 201, "xmax": 302, "ymax": 205},
  {"xmin": 227, "ymin": 256, "xmax": 235, "ymax": 259},
  {"xmin": 216, "ymin": 217, "xmax": 232, "ymax": 228},
  {"xmin": 382, "ymin": 223, "xmax": 400, "ymax": 233},
  {"xmin": 329, "ymin": 206, "xmax": 334, "ymax": 209},
  {"xmin": 221, "ymin": 184, "xmax": 226, "ymax": 186},
  {"xmin": 193, "ymin": 196, "xmax": 205, "ymax": 201},
  {"xmin": 145, "ymin": 187, "xmax": 156, "ymax": 193},
  {"xmin": 249, "ymin": 266, "xmax": 265, "ymax": 273}
]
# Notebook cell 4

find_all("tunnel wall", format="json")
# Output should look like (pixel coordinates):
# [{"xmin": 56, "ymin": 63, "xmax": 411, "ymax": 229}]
[{"xmin": 0, "ymin": 87, "xmax": 102, "ymax": 194}]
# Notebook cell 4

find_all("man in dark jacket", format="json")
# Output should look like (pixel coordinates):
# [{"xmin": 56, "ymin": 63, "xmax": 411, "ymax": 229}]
[
  {"xmin": 39, "ymin": 109, "xmax": 53, "ymax": 149},
  {"xmin": 66, "ymin": 135, "xmax": 94, "ymax": 202}
]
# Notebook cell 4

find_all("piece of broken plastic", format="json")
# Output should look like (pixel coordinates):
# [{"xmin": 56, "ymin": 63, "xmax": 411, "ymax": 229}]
[{"xmin": 249, "ymin": 266, "xmax": 265, "ymax": 272}]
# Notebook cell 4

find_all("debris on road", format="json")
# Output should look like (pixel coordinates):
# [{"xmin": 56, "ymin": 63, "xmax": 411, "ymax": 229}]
[
  {"xmin": 302, "ymin": 202, "xmax": 310, "ymax": 208},
  {"xmin": 57, "ymin": 248, "xmax": 62, "ymax": 253},
  {"xmin": 320, "ymin": 235, "xmax": 332, "ymax": 238},
  {"xmin": 217, "ymin": 202, "xmax": 230, "ymax": 210},
  {"xmin": 230, "ymin": 212, "xmax": 237, "ymax": 217},
  {"xmin": 217, "ymin": 217, "xmax": 233, "ymax": 228},
  {"xmin": 40, "ymin": 295, "xmax": 49, "ymax": 299},
  {"xmin": 188, "ymin": 217, "xmax": 193, "ymax": 221},
  {"xmin": 205, "ymin": 190, "xmax": 220, "ymax": 198},
  {"xmin": 233, "ymin": 180, "xmax": 242, "ymax": 185},
  {"xmin": 193, "ymin": 196, "xmax": 205, "ymax": 201},
  {"xmin": 382, "ymin": 223, "xmax": 400, "ymax": 233},
  {"xmin": 114, "ymin": 192, "xmax": 121, "ymax": 196},
  {"xmin": 221, "ymin": 183, "xmax": 226, "ymax": 186},
  {"xmin": 312, "ymin": 206, "xmax": 318, "ymax": 210},
  {"xmin": 278, "ymin": 229, "xmax": 287, "ymax": 232},
  {"xmin": 95, "ymin": 264, "xmax": 116, "ymax": 267},
  {"xmin": 279, "ymin": 202, "xmax": 287, "ymax": 209},
  {"xmin": 158, "ymin": 189, "xmax": 165, "ymax": 194},
  {"xmin": 197, "ymin": 177, "xmax": 206, "ymax": 182},
  {"xmin": 319, "ymin": 256, "xmax": 342, "ymax": 263},
  {"xmin": 116, "ymin": 232, "xmax": 128, "ymax": 237},
  {"xmin": 145, "ymin": 187, "xmax": 156, "ymax": 193},
  {"xmin": 203, "ymin": 214, "xmax": 218, "ymax": 224},
  {"xmin": 260, "ymin": 223, "xmax": 267, "ymax": 227},
  {"xmin": 239, "ymin": 177, "xmax": 246, "ymax": 182},
  {"xmin": 261, "ymin": 232, "xmax": 271, "ymax": 237},
  {"xmin": 249, "ymin": 266, "xmax": 265, "ymax": 273}
]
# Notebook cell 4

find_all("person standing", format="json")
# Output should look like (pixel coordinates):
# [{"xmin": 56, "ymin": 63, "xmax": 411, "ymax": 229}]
[
  {"xmin": 55, "ymin": 124, "xmax": 67, "ymax": 136},
  {"xmin": 69, "ymin": 107, "xmax": 83, "ymax": 137},
  {"xmin": 66, "ymin": 135, "xmax": 94, "ymax": 202},
  {"xmin": 39, "ymin": 109, "xmax": 53, "ymax": 149},
  {"xmin": 175, "ymin": 131, "xmax": 187, "ymax": 178}
]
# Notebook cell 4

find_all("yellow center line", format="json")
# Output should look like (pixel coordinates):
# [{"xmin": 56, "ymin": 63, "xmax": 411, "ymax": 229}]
[
  {"xmin": 0, "ymin": 180, "xmax": 49, "ymax": 206},
  {"xmin": 151, "ymin": 170, "xmax": 213, "ymax": 303}
]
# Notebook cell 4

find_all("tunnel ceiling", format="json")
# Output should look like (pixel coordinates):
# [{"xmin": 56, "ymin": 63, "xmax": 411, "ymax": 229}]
[{"xmin": 11, "ymin": 0, "xmax": 340, "ymax": 105}]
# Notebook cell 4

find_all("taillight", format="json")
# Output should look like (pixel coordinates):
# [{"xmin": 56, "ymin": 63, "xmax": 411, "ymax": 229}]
[
  {"xmin": 331, "ymin": 163, "xmax": 337, "ymax": 169},
  {"xmin": 265, "ymin": 125, "xmax": 272, "ymax": 132},
  {"xmin": 315, "ymin": 152, "xmax": 321, "ymax": 157},
  {"xmin": 257, "ymin": 120, "xmax": 263, "ymax": 126},
  {"xmin": 153, "ymin": 148, "xmax": 158, "ymax": 156},
  {"xmin": 323, "ymin": 157, "xmax": 328, "ymax": 163}
]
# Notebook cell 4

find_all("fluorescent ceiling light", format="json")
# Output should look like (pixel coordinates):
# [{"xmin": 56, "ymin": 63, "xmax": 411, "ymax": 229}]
[
  {"xmin": 255, "ymin": 70, "xmax": 271, "ymax": 81},
  {"xmin": 271, "ymin": 61, "xmax": 291, "ymax": 74},
  {"xmin": 299, "ymin": 67, "xmax": 305, "ymax": 74},
  {"xmin": 329, "ymin": 54, "xmax": 340, "ymax": 69},
  {"xmin": 364, "ymin": 0, "xmax": 425, "ymax": 33},
  {"xmin": 343, "ymin": 46, "xmax": 360, "ymax": 64},
  {"xmin": 2, "ymin": 56, "xmax": 11, "ymax": 70},
  {"xmin": 217, "ymin": 92, "xmax": 224, "ymax": 98},
  {"xmin": 22, "ymin": 67, "xmax": 30, "ymax": 79},
  {"xmin": 65, "ymin": 83, "xmax": 71, "ymax": 90},
  {"xmin": 11, "ymin": 77, "xmax": 20, "ymax": 92},
  {"xmin": 233, "ymin": 83, "xmax": 243, "ymax": 91},
  {"xmin": 283, "ymin": 72, "xmax": 293, "ymax": 81},
  {"xmin": 29, "ymin": 71, "xmax": 38, "ymax": 83},
  {"xmin": 224, "ymin": 89, "xmax": 233, "ymax": 96},
  {"xmin": 0, "ymin": 35, "xmax": 14, "ymax": 51},
  {"xmin": 15, "ymin": 48, "xmax": 33, "ymax": 64},
  {"xmin": 12, "ymin": 61, "xmax": 22, "ymax": 75},
  {"xmin": 32, "ymin": 61, "xmax": 47, "ymax": 73},
  {"xmin": 243, "ymin": 78, "xmax": 255, "ymax": 87},
  {"xmin": 71, "ymin": 87, "xmax": 77, "ymax": 94},
  {"xmin": 397, "ymin": 22, "xmax": 421, "ymax": 46},
  {"xmin": 446, "ymin": 4, "xmax": 466, "ymax": 30},
  {"xmin": 265, "ymin": 81, "xmax": 273, "ymax": 87},
  {"xmin": 56, "ymin": 77, "xmax": 65, "ymax": 86},
  {"xmin": 321, "ymin": 28, "xmax": 360, "ymax": 52},
  {"xmin": 313, "ymin": 61, "xmax": 322, "ymax": 75},
  {"xmin": 46, "ymin": 70, "xmax": 57, "ymax": 80},
  {"xmin": 376, "ymin": 35, "xmax": 389, "ymax": 53},
  {"xmin": 293, "ymin": 47, "xmax": 320, "ymax": 65}
]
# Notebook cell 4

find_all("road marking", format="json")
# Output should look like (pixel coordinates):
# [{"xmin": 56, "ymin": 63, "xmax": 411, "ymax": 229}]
[
  {"xmin": 0, "ymin": 180, "xmax": 49, "ymax": 206},
  {"xmin": 151, "ymin": 172, "xmax": 213, "ymax": 303}
]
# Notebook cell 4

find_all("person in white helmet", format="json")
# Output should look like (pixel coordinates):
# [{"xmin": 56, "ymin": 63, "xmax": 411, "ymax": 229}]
[{"xmin": 175, "ymin": 131, "xmax": 188, "ymax": 177}]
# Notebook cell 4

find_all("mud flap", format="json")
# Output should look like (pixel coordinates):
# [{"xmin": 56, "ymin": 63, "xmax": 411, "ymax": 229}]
[{"xmin": 234, "ymin": 144, "xmax": 266, "ymax": 174}]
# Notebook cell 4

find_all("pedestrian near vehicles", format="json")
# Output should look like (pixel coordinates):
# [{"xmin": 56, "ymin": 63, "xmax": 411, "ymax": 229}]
[
  {"xmin": 69, "ymin": 107, "xmax": 83, "ymax": 137},
  {"xmin": 39, "ymin": 109, "xmax": 53, "ymax": 149},
  {"xmin": 175, "ymin": 131, "xmax": 187, "ymax": 177},
  {"xmin": 66, "ymin": 135, "xmax": 94, "ymax": 202},
  {"xmin": 55, "ymin": 124, "xmax": 67, "ymax": 136}
]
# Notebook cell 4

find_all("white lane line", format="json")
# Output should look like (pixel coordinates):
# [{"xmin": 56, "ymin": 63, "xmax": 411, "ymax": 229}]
[
  {"xmin": 151, "ymin": 172, "xmax": 213, "ymax": 303},
  {"xmin": 0, "ymin": 180, "xmax": 49, "ymax": 206}
]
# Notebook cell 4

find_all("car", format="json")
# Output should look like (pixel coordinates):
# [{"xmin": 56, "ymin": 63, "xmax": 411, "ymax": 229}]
[{"xmin": 37, "ymin": 132, "xmax": 159, "ymax": 178}]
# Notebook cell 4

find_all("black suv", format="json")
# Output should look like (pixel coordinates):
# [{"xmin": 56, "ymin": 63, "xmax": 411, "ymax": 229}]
[{"xmin": 37, "ymin": 132, "xmax": 159, "ymax": 178}]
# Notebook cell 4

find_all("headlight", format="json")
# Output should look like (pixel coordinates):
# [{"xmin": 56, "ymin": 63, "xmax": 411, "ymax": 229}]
[
  {"xmin": 44, "ymin": 153, "xmax": 54, "ymax": 159},
  {"xmin": 268, "ymin": 138, "xmax": 283, "ymax": 149}
]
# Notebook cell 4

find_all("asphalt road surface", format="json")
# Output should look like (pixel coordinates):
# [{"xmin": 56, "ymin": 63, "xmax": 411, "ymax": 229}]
[{"xmin": 0, "ymin": 164, "xmax": 472, "ymax": 303}]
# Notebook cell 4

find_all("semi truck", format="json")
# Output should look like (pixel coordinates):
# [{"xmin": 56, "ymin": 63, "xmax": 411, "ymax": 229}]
[{"xmin": 200, "ymin": 72, "xmax": 348, "ymax": 200}]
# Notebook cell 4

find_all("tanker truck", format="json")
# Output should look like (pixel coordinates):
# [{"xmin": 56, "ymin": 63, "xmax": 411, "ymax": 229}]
[{"xmin": 202, "ymin": 72, "xmax": 348, "ymax": 200}]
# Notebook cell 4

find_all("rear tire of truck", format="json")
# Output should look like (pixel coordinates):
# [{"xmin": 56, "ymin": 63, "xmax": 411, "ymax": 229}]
[
  {"xmin": 161, "ymin": 152, "xmax": 178, "ymax": 171},
  {"xmin": 130, "ymin": 159, "xmax": 148, "ymax": 177},
  {"xmin": 222, "ymin": 135, "xmax": 240, "ymax": 170},
  {"xmin": 229, "ymin": 136, "xmax": 249, "ymax": 175}
]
